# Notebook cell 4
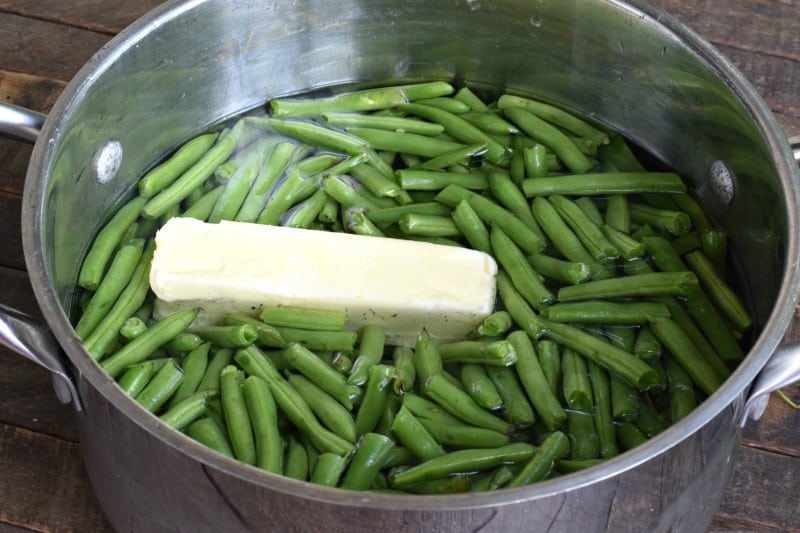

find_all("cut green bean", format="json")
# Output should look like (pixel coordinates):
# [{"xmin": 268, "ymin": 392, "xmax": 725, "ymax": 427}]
[
  {"xmin": 347, "ymin": 324, "xmax": 387, "ymax": 387},
  {"xmin": 242, "ymin": 375, "xmax": 284, "ymax": 473},
  {"xmin": 191, "ymin": 325, "xmax": 258, "ymax": 348},
  {"xmin": 587, "ymin": 360, "xmax": 619, "ymax": 459},
  {"xmin": 220, "ymin": 365, "xmax": 257, "ymax": 465},
  {"xmin": 168, "ymin": 342, "xmax": 211, "ymax": 408},
  {"xmin": 600, "ymin": 224, "xmax": 646, "ymax": 259},
  {"xmin": 346, "ymin": 127, "xmax": 465, "ymax": 158},
  {"xmin": 629, "ymin": 203, "xmax": 692, "ymax": 236},
  {"xmin": 284, "ymin": 434, "xmax": 309, "ymax": 480},
  {"xmin": 424, "ymin": 374, "xmax": 515, "ymax": 436},
  {"xmin": 557, "ymin": 272, "xmax": 699, "ymax": 302},
  {"xmin": 186, "ymin": 417, "xmax": 235, "ymax": 458},
  {"xmin": 323, "ymin": 112, "xmax": 444, "ymax": 135},
  {"xmin": 398, "ymin": 213, "xmax": 461, "ymax": 237},
  {"xmin": 288, "ymin": 373, "xmax": 357, "ymax": 443},
  {"xmin": 528, "ymin": 253, "xmax": 592, "ymax": 285},
  {"xmin": 252, "ymin": 117, "xmax": 367, "ymax": 156},
  {"xmin": 79, "ymin": 196, "xmax": 147, "ymax": 290},
  {"xmin": 389, "ymin": 442, "xmax": 535, "ymax": 488},
  {"xmin": 340, "ymin": 432, "xmax": 396, "ymax": 491},
  {"xmin": 118, "ymin": 316, "xmax": 148, "ymax": 342},
  {"xmin": 535, "ymin": 340, "xmax": 561, "ymax": 397},
  {"xmin": 684, "ymin": 250, "xmax": 751, "ymax": 331},
  {"xmin": 663, "ymin": 356, "xmax": 698, "ymax": 423},
  {"xmin": 271, "ymin": 87, "xmax": 408, "ymax": 117},
  {"xmin": 355, "ymin": 364, "xmax": 396, "ymax": 436},
  {"xmin": 311, "ymin": 453, "xmax": 348, "ymax": 486},
  {"xmin": 259, "ymin": 307, "xmax": 347, "ymax": 331},
  {"xmin": 159, "ymin": 390, "xmax": 213, "ymax": 430},
  {"xmin": 283, "ymin": 343, "xmax": 361, "ymax": 409},
  {"xmin": 274, "ymin": 327, "xmax": 358, "ymax": 352},
  {"xmin": 485, "ymin": 365, "xmax": 536, "ymax": 428},
  {"xmin": 117, "ymin": 360, "xmax": 162, "ymax": 398},
  {"xmin": 498, "ymin": 95, "xmax": 608, "ymax": 145},
  {"xmin": 138, "ymin": 133, "xmax": 219, "ymax": 198},
  {"xmin": 549, "ymin": 195, "xmax": 620, "ymax": 263},
  {"xmin": 100, "ymin": 308, "xmax": 198, "ymax": 378},
  {"xmin": 491, "ymin": 228, "xmax": 554, "ymax": 309},
  {"xmin": 633, "ymin": 325, "xmax": 661, "ymax": 362},
  {"xmin": 437, "ymin": 339, "xmax": 517, "ymax": 367},
  {"xmin": 396, "ymin": 169, "xmax": 488, "ymax": 191},
  {"xmin": 392, "ymin": 405, "xmax": 446, "ymax": 461},
  {"xmin": 531, "ymin": 196, "xmax": 595, "ymax": 265},
  {"xmin": 507, "ymin": 431, "xmax": 570, "ymax": 487},
  {"xmin": 562, "ymin": 348, "xmax": 593, "ymax": 412},
  {"xmin": 451, "ymin": 200, "xmax": 491, "ymax": 254},
  {"xmin": 134, "ymin": 359, "xmax": 184, "ymax": 413},
  {"xmin": 476, "ymin": 311, "xmax": 513, "ymax": 337},
  {"xmin": 540, "ymin": 301, "xmax": 671, "ymax": 325},
  {"xmin": 522, "ymin": 172, "xmax": 686, "ymax": 197},
  {"xmin": 460, "ymin": 364, "xmax": 504, "ymax": 411}
]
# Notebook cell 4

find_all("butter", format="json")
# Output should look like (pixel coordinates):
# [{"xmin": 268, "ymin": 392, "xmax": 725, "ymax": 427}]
[{"xmin": 150, "ymin": 218, "xmax": 497, "ymax": 345}]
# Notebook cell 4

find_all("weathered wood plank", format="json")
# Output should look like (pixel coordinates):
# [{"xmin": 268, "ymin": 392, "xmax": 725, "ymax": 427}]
[
  {"xmin": 0, "ymin": 0, "xmax": 163, "ymax": 35},
  {"xmin": 0, "ymin": 191, "xmax": 23, "ymax": 271},
  {"xmin": 0, "ymin": 13, "xmax": 110, "ymax": 82},
  {"xmin": 0, "ymin": 424, "xmax": 112, "ymax": 532},
  {"xmin": 0, "ymin": 69, "xmax": 66, "ymax": 195},
  {"xmin": 711, "ymin": 445, "xmax": 800, "ymax": 532}
]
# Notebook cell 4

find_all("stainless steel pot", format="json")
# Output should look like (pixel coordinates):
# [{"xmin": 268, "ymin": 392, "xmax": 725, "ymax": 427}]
[{"xmin": 2, "ymin": 1, "xmax": 800, "ymax": 531}]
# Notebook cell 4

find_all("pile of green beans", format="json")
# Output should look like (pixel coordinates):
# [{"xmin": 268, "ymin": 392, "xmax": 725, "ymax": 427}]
[{"xmin": 73, "ymin": 80, "xmax": 752, "ymax": 494}]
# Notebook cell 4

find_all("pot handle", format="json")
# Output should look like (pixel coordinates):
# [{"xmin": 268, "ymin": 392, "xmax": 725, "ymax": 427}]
[
  {"xmin": 740, "ymin": 136, "xmax": 800, "ymax": 426},
  {"xmin": 0, "ymin": 304, "xmax": 82, "ymax": 410},
  {"xmin": 0, "ymin": 102, "xmax": 45, "ymax": 143}
]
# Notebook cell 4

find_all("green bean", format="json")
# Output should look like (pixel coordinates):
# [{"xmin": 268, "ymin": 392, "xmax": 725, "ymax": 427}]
[
  {"xmin": 234, "ymin": 345, "xmax": 354, "ymax": 456},
  {"xmin": 567, "ymin": 410, "xmax": 599, "ymax": 460},
  {"xmin": 485, "ymin": 365, "xmax": 536, "ymax": 428},
  {"xmin": 159, "ymin": 390, "xmax": 213, "ymax": 430},
  {"xmin": 355, "ymin": 364, "xmax": 396, "ymax": 436},
  {"xmin": 252, "ymin": 117, "xmax": 367, "ymax": 156},
  {"xmin": 497, "ymin": 95, "xmax": 608, "ymax": 145},
  {"xmin": 100, "ymin": 308, "xmax": 198, "ymax": 378},
  {"xmin": 663, "ymin": 356, "xmax": 698, "ymax": 423},
  {"xmin": 586, "ymin": 360, "xmax": 619, "ymax": 459},
  {"xmin": 392, "ymin": 346, "xmax": 416, "ymax": 395},
  {"xmin": 436, "ymin": 184, "xmax": 545, "ymax": 253},
  {"xmin": 75, "ymin": 238, "xmax": 145, "ymax": 339},
  {"xmin": 117, "ymin": 359, "xmax": 165, "ymax": 397},
  {"xmin": 223, "ymin": 315, "xmax": 286, "ymax": 349},
  {"xmin": 331, "ymin": 351, "xmax": 354, "ymax": 375},
  {"xmin": 557, "ymin": 272, "xmax": 699, "ymax": 302},
  {"xmin": 522, "ymin": 143, "xmax": 550, "ymax": 179},
  {"xmin": 491, "ymin": 228, "xmax": 554, "ymax": 309},
  {"xmin": 535, "ymin": 340, "xmax": 561, "ymax": 397},
  {"xmin": 397, "ymin": 213, "xmax": 461, "ymax": 237},
  {"xmin": 391, "ymin": 405, "xmax": 446, "ymax": 461},
  {"xmin": 346, "ymin": 127, "xmax": 465, "ymax": 158},
  {"xmin": 476, "ymin": 311, "xmax": 513, "ymax": 338},
  {"xmin": 168, "ymin": 342, "xmax": 211, "ymax": 408},
  {"xmin": 531, "ymin": 196, "xmax": 595, "ymax": 265},
  {"xmin": 163, "ymin": 332, "xmax": 204, "ymax": 354},
  {"xmin": 340, "ymin": 433, "xmax": 396, "ymax": 491},
  {"xmin": 522, "ymin": 172, "xmax": 686, "ymax": 197},
  {"xmin": 574, "ymin": 196, "xmax": 604, "ymax": 225},
  {"xmin": 634, "ymin": 325, "xmax": 661, "ymax": 362},
  {"xmin": 540, "ymin": 301, "xmax": 671, "ymax": 325},
  {"xmin": 629, "ymin": 203, "xmax": 692, "ymax": 236},
  {"xmin": 344, "ymin": 209, "xmax": 384, "ymax": 236},
  {"xmin": 402, "ymin": 392, "xmax": 463, "ymax": 426},
  {"xmin": 605, "ymin": 194, "xmax": 630, "ymax": 233},
  {"xmin": 527, "ymin": 253, "xmax": 592, "ymax": 286},
  {"xmin": 451, "ymin": 200, "xmax": 491, "ymax": 254},
  {"xmin": 598, "ymin": 134, "xmax": 646, "ymax": 172},
  {"xmin": 118, "ymin": 316, "xmax": 148, "ymax": 341},
  {"xmin": 559, "ymin": 343, "xmax": 594, "ymax": 408},
  {"xmin": 412, "ymin": 97, "xmax": 470, "ymax": 113},
  {"xmin": 274, "ymin": 327, "xmax": 358, "ymax": 352},
  {"xmin": 700, "ymin": 228, "xmax": 728, "ymax": 273},
  {"xmin": 424, "ymin": 374, "xmax": 515, "ymax": 435},
  {"xmin": 347, "ymin": 324, "xmax": 387, "ymax": 387},
  {"xmin": 219, "ymin": 365, "xmax": 257, "ymax": 465},
  {"xmin": 181, "ymin": 185, "xmax": 225, "ymax": 221},
  {"xmin": 459, "ymin": 364, "xmax": 504, "ymax": 411},
  {"xmin": 242, "ymin": 375, "xmax": 284, "ymax": 473},
  {"xmin": 317, "ymin": 195, "xmax": 340, "ymax": 224},
  {"xmin": 487, "ymin": 171, "xmax": 540, "ymax": 231},
  {"xmin": 197, "ymin": 348, "xmax": 233, "ymax": 393},
  {"xmin": 209, "ymin": 140, "xmax": 272, "ymax": 223},
  {"xmin": 600, "ymin": 224, "xmax": 645, "ymax": 259},
  {"xmin": 283, "ymin": 343, "xmax": 361, "ymax": 409},
  {"xmin": 390, "ymin": 442, "xmax": 535, "ymax": 488},
  {"xmin": 367, "ymin": 202, "xmax": 450, "ymax": 225},
  {"xmin": 190, "ymin": 325, "xmax": 258, "ymax": 348},
  {"xmin": 507, "ymin": 431, "xmax": 570, "ymax": 487},
  {"xmin": 395, "ymin": 81, "xmax": 455, "ymax": 100},
  {"xmin": 503, "ymin": 107, "xmax": 593, "ymax": 174},
  {"xmin": 271, "ymin": 87, "xmax": 408, "ymax": 117},
  {"xmin": 311, "ymin": 453, "xmax": 348, "ymax": 487},
  {"xmin": 397, "ymin": 103, "xmax": 511, "ymax": 165},
  {"xmin": 609, "ymin": 373, "xmax": 639, "ymax": 422},
  {"xmin": 138, "ymin": 133, "xmax": 219, "ymax": 197},
  {"xmin": 78, "ymin": 196, "xmax": 147, "ymax": 290},
  {"xmin": 280, "ymin": 188, "xmax": 329, "ymax": 228},
  {"xmin": 348, "ymin": 162, "xmax": 405, "ymax": 199},
  {"xmin": 288, "ymin": 373, "xmax": 357, "ymax": 443},
  {"xmin": 549, "ymin": 195, "xmax": 620, "ymax": 263},
  {"xmin": 396, "ymin": 169, "xmax": 488, "ymax": 191},
  {"xmin": 142, "ymin": 130, "xmax": 237, "ymax": 219},
  {"xmin": 401, "ymin": 475, "xmax": 472, "ymax": 495},
  {"xmin": 259, "ymin": 306, "xmax": 346, "ymax": 332},
  {"xmin": 437, "ymin": 339, "xmax": 517, "ymax": 367},
  {"xmin": 616, "ymin": 422, "xmax": 648, "ymax": 451},
  {"xmin": 647, "ymin": 317, "xmax": 726, "ymax": 396},
  {"xmin": 323, "ymin": 112, "xmax": 444, "ymax": 135},
  {"xmin": 186, "ymin": 417, "xmax": 235, "ymax": 458},
  {"xmin": 411, "ymin": 329, "xmax": 443, "ymax": 394},
  {"xmin": 413, "ymin": 141, "xmax": 489, "ymax": 170},
  {"xmin": 284, "ymin": 434, "xmax": 309, "ymax": 480},
  {"xmin": 634, "ymin": 393, "xmax": 669, "ymax": 438},
  {"xmin": 684, "ymin": 250, "xmax": 751, "ymax": 331},
  {"xmin": 236, "ymin": 141, "xmax": 304, "ymax": 223},
  {"xmin": 419, "ymin": 417, "xmax": 511, "ymax": 449},
  {"xmin": 257, "ymin": 170, "xmax": 320, "ymax": 225},
  {"xmin": 669, "ymin": 231, "xmax": 703, "ymax": 256},
  {"xmin": 320, "ymin": 174, "xmax": 382, "ymax": 211},
  {"xmin": 133, "ymin": 358, "xmax": 184, "ymax": 413}
]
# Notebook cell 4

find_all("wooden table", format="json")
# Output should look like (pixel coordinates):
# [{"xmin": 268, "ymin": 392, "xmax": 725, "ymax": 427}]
[{"xmin": 0, "ymin": 1, "xmax": 798, "ymax": 531}]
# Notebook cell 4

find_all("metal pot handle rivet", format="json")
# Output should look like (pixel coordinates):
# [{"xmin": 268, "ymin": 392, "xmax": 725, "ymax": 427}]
[{"xmin": 0, "ymin": 304, "xmax": 82, "ymax": 410}]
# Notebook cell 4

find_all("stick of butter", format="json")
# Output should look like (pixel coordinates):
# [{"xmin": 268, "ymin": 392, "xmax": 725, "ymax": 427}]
[{"xmin": 150, "ymin": 218, "xmax": 498, "ymax": 345}]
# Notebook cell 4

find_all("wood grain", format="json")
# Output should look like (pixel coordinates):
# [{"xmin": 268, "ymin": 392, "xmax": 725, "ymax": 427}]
[
  {"xmin": 0, "ymin": 0, "xmax": 162, "ymax": 35},
  {"xmin": 0, "ymin": 192, "xmax": 23, "ymax": 271}
]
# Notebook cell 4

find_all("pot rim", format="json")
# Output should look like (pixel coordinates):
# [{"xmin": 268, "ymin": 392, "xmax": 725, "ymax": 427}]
[{"xmin": 20, "ymin": 0, "xmax": 800, "ymax": 510}]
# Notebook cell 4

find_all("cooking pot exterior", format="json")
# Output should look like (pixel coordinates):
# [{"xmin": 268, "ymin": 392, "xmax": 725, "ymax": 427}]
[{"xmin": 19, "ymin": 0, "xmax": 800, "ymax": 531}]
